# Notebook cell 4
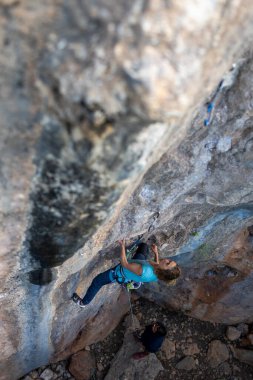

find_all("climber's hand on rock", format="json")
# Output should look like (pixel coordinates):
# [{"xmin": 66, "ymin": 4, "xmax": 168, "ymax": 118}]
[
  {"xmin": 151, "ymin": 243, "xmax": 158, "ymax": 253},
  {"xmin": 118, "ymin": 239, "xmax": 125, "ymax": 247}
]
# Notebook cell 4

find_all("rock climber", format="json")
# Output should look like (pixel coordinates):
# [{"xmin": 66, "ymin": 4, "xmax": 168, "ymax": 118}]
[
  {"xmin": 132, "ymin": 321, "xmax": 167, "ymax": 360},
  {"xmin": 72, "ymin": 239, "xmax": 181, "ymax": 308}
]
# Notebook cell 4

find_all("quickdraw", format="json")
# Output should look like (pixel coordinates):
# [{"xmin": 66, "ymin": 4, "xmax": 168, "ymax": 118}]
[{"xmin": 204, "ymin": 80, "xmax": 223, "ymax": 127}]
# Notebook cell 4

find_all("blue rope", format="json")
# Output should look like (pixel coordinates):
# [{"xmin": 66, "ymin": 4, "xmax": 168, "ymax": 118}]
[
  {"xmin": 203, "ymin": 80, "xmax": 224, "ymax": 127},
  {"xmin": 204, "ymin": 102, "xmax": 214, "ymax": 126}
]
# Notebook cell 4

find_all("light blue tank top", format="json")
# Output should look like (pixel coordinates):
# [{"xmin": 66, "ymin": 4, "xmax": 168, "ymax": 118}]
[{"xmin": 112, "ymin": 260, "xmax": 158, "ymax": 283}]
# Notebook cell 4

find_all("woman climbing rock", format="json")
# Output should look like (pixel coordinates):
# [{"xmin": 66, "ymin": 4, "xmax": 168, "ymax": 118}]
[{"xmin": 72, "ymin": 239, "xmax": 181, "ymax": 308}]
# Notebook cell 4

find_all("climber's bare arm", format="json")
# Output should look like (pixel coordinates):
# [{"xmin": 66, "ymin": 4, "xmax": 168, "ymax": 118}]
[
  {"xmin": 151, "ymin": 243, "xmax": 159, "ymax": 264},
  {"xmin": 118, "ymin": 239, "xmax": 142, "ymax": 275}
]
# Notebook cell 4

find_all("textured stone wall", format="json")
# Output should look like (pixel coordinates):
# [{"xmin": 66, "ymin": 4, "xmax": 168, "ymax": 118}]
[
  {"xmin": 134, "ymin": 58, "xmax": 253, "ymax": 324},
  {"xmin": 1, "ymin": 1, "xmax": 253, "ymax": 379}
]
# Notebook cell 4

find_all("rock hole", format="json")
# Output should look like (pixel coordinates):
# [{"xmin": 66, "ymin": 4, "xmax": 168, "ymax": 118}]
[
  {"xmin": 29, "ymin": 268, "xmax": 53, "ymax": 285},
  {"xmin": 205, "ymin": 265, "xmax": 238, "ymax": 278}
]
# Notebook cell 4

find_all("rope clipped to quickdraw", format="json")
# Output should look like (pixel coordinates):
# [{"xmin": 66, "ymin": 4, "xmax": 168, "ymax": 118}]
[{"xmin": 204, "ymin": 80, "xmax": 223, "ymax": 127}]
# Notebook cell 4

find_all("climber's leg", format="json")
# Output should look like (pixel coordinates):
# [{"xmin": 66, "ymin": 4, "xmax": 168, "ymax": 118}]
[{"xmin": 81, "ymin": 268, "xmax": 113, "ymax": 305}]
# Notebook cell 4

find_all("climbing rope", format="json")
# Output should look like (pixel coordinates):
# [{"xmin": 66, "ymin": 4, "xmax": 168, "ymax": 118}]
[{"xmin": 125, "ymin": 286, "xmax": 138, "ymax": 332}]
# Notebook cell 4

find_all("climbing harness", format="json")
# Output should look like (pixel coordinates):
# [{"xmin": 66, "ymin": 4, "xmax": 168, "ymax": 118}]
[
  {"xmin": 111, "ymin": 264, "xmax": 143, "ymax": 290},
  {"xmin": 126, "ymin": 281, "xmax": 142, "ymax": 290}
]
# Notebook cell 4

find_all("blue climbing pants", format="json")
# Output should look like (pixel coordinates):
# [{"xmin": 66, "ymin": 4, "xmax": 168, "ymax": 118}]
[
  {"xmin": 82, "ymin": 242, "xmax": 149, "ymax": 305},
  {"xmin": 82, "ymin": 268, "xmax": 114, "ymax": 305}
]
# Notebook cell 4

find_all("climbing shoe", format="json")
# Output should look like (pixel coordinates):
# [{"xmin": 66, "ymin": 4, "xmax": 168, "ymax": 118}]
[
  {"xmin": 72, "ymin": 293, "xmax": 86, "ymax": 308},
  {"xmin": 133, "ymin": 330, "xmax": 142, "ymax": 342}
]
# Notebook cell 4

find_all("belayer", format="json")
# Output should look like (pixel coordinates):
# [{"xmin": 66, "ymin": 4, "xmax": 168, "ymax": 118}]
[
  {"xmin": 72, "ymin": 239, "xmax": 181, "ymax": 308},
  {"xmin": 132, "ymin": 321, "xmax": 167, "ymax": 360}
]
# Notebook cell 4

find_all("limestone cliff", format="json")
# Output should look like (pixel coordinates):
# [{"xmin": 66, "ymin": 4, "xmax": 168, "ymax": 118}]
[{"xmin": 0, "ymin": 1, "xmax": 253, "ymax": 379}]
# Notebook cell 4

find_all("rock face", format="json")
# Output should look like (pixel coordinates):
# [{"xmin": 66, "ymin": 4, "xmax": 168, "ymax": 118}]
[
  {"xmin": 226, "ymin": 326, "xmax": 241, "ymax": 341},
  {"xmin": 176, "ymin": 356, "xmax": 196, "ymax": 371},
  {"xmin": 68, "ymin": 350, "xmax": 96, "ymax": 380},
  {"xmin": 137, "ymin": 58, "xmax": 253, "ymax": 323},
  {"xmin": 207, "ymin": 340, "xmax": 229, "ymax": 368},
  {"xmin": 40, "ymin": 369, "xmax": 55, "ymax": 380},
  {"xmin": 232, "ymin": 347, "xmax": 253, "ymax": 367},
  {"xmin": 182, "ymin": 342, "xmax": 200, "ymax": 356},
  {"xmin": 162, "ymin": 338, "xmax": 176, "ymax": 360},
  {"xmin": 1, "ymin": 1, "xmax": 253, "ymax": 379}
]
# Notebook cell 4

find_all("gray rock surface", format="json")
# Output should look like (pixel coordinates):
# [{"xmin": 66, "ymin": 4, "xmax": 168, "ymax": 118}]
[
  {"xmin": 176, "ymin": 356, "xmax": 196, "ymax": 371},
  {"xmin": 68, "ymin": 350, "xmax": 96, "ymax": 380},
  {"xmin": 232, "ymin": 347, "xmax": 253, "ymax": 367},
  {"xmin": 237, "ymin": 323, "xmax": 249, "ymax": 336},
  {"xmin": 218, "ymin": 361, "xmax": 232, "ymax": 376},
  {"xmin": 226, "ymin": 326, "xmax": 241, "ymax": 341},
  {"xmin": 1, "ymin": 0, "xmax": 253, "ymax": 379},
  {"xmin": 40, "ymin": 369, "xmax": 54, "ymax": 380},
  {"xmin": 207, "ymin": 340, "xmax": 229, "ymax": 368},
  {"xmin": 136, "ymin": 58, "xmax": 253, "ymax": 323},
  {"xmin": 161, "ymin": 338, "xmax": 176, "ymax": 360},
  {"xmin": 20, "ymin": 361, "xmax": 74, "ymax": 380},
  {"xmin": 248, "ymin": 334, "xmax": 253, "ymax": 344},
  {"xmin": 182, "ymin": 342, "xmax": 200, "ymax": 356}
]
